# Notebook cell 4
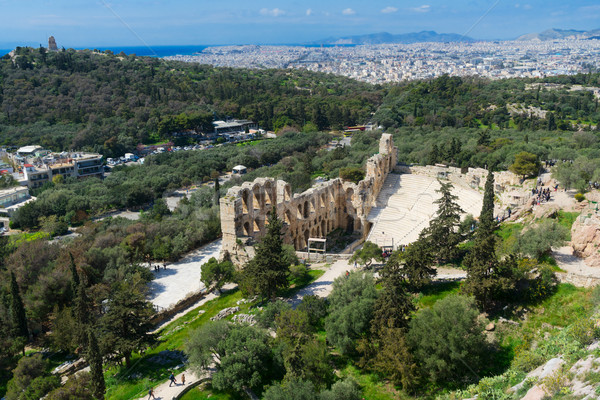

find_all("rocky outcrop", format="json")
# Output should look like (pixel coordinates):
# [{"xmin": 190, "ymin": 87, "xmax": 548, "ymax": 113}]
[{"xmin": 571, "ymin": 213, "xmax": 600, "ymax": 268}]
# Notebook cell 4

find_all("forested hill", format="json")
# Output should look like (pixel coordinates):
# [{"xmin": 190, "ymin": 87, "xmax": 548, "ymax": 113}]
[
  {"xmin": 374, "ymin": 73, "xmax": 600, "ymax": 131},
  {"xmin": 0, "ymin": 47, "xmax": 381, "ymax": 156},
  {"xmin": 1, "ymin": 46, "xmax": 600, "ymax": 158}
]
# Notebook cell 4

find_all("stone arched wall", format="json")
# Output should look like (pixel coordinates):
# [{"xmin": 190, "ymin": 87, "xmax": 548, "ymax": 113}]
[{"xmin": 220, "ymin": 134, "xmax": 397, "ymax": 259}]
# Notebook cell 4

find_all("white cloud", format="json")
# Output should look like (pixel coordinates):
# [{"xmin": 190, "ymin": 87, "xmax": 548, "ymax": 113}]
[
  {"xmin": 260, "ymin": 8, "xmax": 285, "ymax": 17},
  {"xmin": 342, "ymin": 8, "xmax": 356, "ymax": 15},
  {"xmin": 381, "ymin": 6, "xmax": 398, "ymax": 14},
  {"xmin": 306, "ymin": 8, "xmax": 313, "ymax": 16},
  {"xmin": 410, "ymin": 5, "xmax": 431, "ymax": 13}
]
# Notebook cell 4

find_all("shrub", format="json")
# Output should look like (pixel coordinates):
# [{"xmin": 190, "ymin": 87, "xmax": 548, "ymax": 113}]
[
  {"xmin": 319, "ymin": 378, "xmax": 362, "ymax": 400},
  {"xmin": 339, "ymin": 167, "xmax": 365, "ymax": 184},
  {"xmin": 568, "ymin": 317, "xmax": 599, "ymax": 346},
  {"xmin": 574, "ymin": 192, "xmax": 585, "ymax": 202},
  {"xmin": 407, "ymin": 294, "xmax": 489, "ymax": 383},
  {"xmin": 257, "ymin": 300, "xmax": 292, "ymax": 329},
  {"xmin": 290, "ymin": 264, "xmax": 309, "ymax": 282}
]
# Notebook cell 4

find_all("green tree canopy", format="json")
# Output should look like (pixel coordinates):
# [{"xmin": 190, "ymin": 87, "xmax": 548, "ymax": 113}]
[
  {"xmin": 350, "ymin": 241, "xmax": 383, "ymax": 268},
  {"xmin": 200, "ymin": 257, "xmax": 235, "ymax": 293},
  {"xmin": 407, "ymin": 295, "xmax": 489, "ymax": 384},
  {"xmin": 324, "ymin": 271, "xmax": 378, "ymax": 354},
  {"xmin": 186, "ymin": 322, "xmax": 281, "ymax": 393},
  {"xmin": 510, "ymin": 151, "xmax": 540, "ymax": 178}
]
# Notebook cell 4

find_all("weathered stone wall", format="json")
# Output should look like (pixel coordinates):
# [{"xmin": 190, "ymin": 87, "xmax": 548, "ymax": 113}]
[
  {"xmin": 571, "ymin": 213, "xmax": 600, "ymax": 269},
  {"xmin": 220, "ymin": 134, "xmax": 397, "ymax": 259}
]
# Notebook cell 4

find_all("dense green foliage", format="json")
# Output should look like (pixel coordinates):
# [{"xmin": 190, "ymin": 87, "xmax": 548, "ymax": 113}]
[
  {"xmin": 0, "ymin": 47, "xmax": 379, "ymax": 154},
  {"xmin": 407, "ymin": 295, "xmax": 489, "ymax": 384},
  {"xmin": 186, "ymin": 321, "xmax": 283, "ymax": 393},
  {"xmin": 324, "ymin": 271, "xmax": 378, "ymax": 354},
  {"xmin": 11, "ymin": 131, "xmax": 328, "ymax": 230}
]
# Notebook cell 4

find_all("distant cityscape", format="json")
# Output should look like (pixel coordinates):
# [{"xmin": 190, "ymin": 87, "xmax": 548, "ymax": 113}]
[{"xmin": 166, "ymin": 39, "xmax": 600, "ymax": 83}]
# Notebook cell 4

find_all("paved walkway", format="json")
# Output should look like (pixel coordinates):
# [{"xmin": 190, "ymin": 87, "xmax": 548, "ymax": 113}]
[
  {"xmin": 147, "ymin": 239, "xmax": 222, "ymax": 310},
  {"xmin": 289, "ymin": 259, "xmax": 355, "ymax": 306},
  {"xmin": 137, "ymin": 370, "xmax": 204, "ymax": 400}
]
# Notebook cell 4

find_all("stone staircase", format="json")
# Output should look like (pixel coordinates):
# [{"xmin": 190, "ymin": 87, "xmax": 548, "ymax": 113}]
[{"xmin": 366, "ymin": 173, "xmax": 483, "ymax": 248}]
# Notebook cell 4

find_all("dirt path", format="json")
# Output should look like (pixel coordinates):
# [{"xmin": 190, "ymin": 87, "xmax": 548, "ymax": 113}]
[{"xmin": 553, "ymin": 246, "xmax": 600, "ymax": 278}]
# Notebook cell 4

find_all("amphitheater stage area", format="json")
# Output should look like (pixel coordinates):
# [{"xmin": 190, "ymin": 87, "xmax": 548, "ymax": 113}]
[{"xmin": 366, "ymin": 173, "xmax": 484, "ymax": 248}]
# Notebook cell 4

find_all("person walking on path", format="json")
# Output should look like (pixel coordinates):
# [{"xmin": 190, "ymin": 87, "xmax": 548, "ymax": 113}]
[
  {"xmin": 169, "ymin": 372, "xmax": 177, "ymax": 387},
  {"xmin": 147, "ymin": 387, "xmax": 156, "ymax": 399},
  {"xmin": 181, "ymin": 373, "xmax": 186, "ymax": 385}
]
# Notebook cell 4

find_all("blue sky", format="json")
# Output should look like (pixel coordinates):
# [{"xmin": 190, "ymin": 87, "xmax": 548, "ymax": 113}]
[{"xmin": 1, "ymin": 0, "xmax": 599, "ymax": 48}]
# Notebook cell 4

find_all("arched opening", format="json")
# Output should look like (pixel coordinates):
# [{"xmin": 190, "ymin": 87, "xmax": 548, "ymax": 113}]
[
  {"xmin": 297, "ymin": 204, "xmax": 304, "ymax": 219},
  {"xmin": 253, "ymin": 218, "xmax": 261, "ymax": 233},
  {"xmin": 241, "ymin": 190, "xmax": 250, "ymax": 214},
  {"xmin": 284, "ymin": 185, "xmax": 292, "ymax": 202},
  {"xmin": 243, "ymin": 221, "xmax": 251, "ymax": 236},
  {"xmin": 253, "ymin": 190, "xmax": 261, "ymax": 210},
  {"xmin": 303, "ymin": 229, "xmax": 310, "ymax": 249},
  {"xmin": 321, "ymin": 220, "xmax": 326, "ymax": 236},
  {"xmin": 346, "ymin": 216, "xmax": 354, "ymax": 233},
  {"xmin": 284, "ymin": 210, "xmax": 292, "ymax": 225},
  {"xmin": 303, "ymin": 201, "xmax": 309, "ymax": 219},
  {"xmin": 309, "ymin": 200, "xmax": 316, "ymax": 214},
  {"xmin": 264, "ymin": 182, "xmax": 273, "ymax": 207}
]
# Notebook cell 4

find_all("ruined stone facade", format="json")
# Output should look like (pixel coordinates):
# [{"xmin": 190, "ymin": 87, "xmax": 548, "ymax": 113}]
[{"xmin": 220, "ymin": 134, "xmax": 397, "ymax": 258}]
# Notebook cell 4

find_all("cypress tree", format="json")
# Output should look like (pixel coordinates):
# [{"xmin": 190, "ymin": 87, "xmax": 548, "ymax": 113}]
[
  {"xmin": 479, "ymin": 170, "xmax": 497, "ymax": 237},
  {"xmin": 73, "ymin": 283, "xmax": 92, "ymax": 351},
  {"xmin": 10, "ymin": 272, "xmax": 29, "ymax": 351},
  {"xmin": 463, "ymin": 170, "xmax": 516, "ymax": 310},
  {"xmin": 69, "ymin": 252, "xmax": 80, "ymax": 298},
  {"xmin": 87, "ymin": 330, "xmax": 105, "ymax": 400},
  {"xmin": 241, "ymin": 207, "xmax": 289, "ymax": 301},
  {"xmin": 214, "ymin": 176, "xmax": 221, "ymax": 206}
]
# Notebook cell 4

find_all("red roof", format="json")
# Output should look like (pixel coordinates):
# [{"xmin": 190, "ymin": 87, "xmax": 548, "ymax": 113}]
[
  {"xmin": 0, "ymin": 170, "xmax": 8, "ymax": 174},
  {"xmin": 24, "ymin": 164, "xmax": 33, "ymax": 168}
]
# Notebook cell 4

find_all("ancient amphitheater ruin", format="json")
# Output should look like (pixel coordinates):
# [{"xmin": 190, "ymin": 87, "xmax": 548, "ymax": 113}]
[
  {"xmin": 220, "ymin": 133, "xmax": 525, "ymax": 263},
  {"xmin": 220, "ymin": 134, "xmax": 397, "ymax": 259}
]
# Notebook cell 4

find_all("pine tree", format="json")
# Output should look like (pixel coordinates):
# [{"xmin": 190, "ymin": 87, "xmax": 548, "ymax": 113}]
[
  {"xmin": 10, "ymin": 272, "xmax": 28, "ymax": 353},
  {"xmin": 87, "ymin": 330, "xmax": 105, "ymax": 400},
  {"xmin": 99, "ymin": 281, "xmax": 155, "ymax": 367},
  {"xmin": 371, "ymin": 259, "xmax": 414, "ymax": 334},
  {"xmin": 397, "ymin": 239, "xmax": 436, "ymax": 291},
  {"xmin": 425, "ymin": 181, "xmax": 464, "ymax": 263},
  {"xmin": 241, "ymin": 208, "xmax": 289, "ymax": 301}
]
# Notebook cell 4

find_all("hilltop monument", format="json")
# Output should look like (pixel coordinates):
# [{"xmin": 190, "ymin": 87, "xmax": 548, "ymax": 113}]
[{"xmin": 48, "ymin": 36, "xmax": 58, "ymax": 51}]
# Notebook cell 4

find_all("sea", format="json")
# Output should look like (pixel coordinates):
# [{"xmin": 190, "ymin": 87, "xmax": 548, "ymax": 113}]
[{"xmin": 0, "ymin": 43, "xmax": 355, "ymax": 58}]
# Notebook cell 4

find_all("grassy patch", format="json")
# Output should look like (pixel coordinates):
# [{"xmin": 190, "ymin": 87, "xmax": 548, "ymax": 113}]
[
  {"xmin": 554, "ymin": 211, "xmax": 580, "ymax": 240},
  {"xmin": 496, "ymin": 222, "xmax": 524, "ymax": 242},
  {"xmin": 179, "ymin": 383, "xmax": 243, "ymax": 400},
  {"xmin": 417, "ymin": 281, "xmax": 462, "ymax": 308},
  {"xmin": 341, "ymin": 364, "xmax": 407, "ymax": 400}
]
